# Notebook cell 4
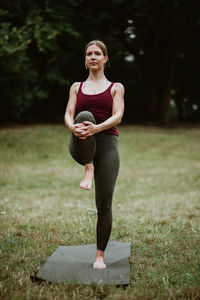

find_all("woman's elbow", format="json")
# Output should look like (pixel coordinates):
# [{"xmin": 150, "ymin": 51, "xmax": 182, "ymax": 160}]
[
  {"xmin": 116, "ymin": 115, "xmax": 122, "ymax": 125},
  {"xmin": 64, "ymin": 113, "xmax": 68, "ymax": 122}
]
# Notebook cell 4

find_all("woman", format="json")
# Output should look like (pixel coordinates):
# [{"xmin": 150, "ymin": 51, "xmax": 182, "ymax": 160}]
[{"xmin": 64, "ymin": 40, "xmax": 125, "ymax": 269}]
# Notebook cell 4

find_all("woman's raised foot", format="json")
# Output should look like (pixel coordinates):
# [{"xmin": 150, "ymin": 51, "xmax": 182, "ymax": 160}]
[{"xmin": 80, "ymin": 163, "xmax": 94, "ymax": 190}]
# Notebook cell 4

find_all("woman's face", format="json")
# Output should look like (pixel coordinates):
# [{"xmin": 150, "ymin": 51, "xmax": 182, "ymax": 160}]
[{"xmin": 85, "ymin": 45, "xmax": 108, "ymax": 70}]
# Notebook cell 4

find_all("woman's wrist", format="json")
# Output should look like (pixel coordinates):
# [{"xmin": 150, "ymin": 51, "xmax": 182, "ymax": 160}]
[
  {"xmin": 66, "ymin": 119, "xmax": 75, "ymax": 132},
  {"xmin": 68, "ymin": 123, "xmax": 74, "ymax": 131},
  {"xmin": 95, "ymin": 124, "xmax": 102, "ymax": 134}
]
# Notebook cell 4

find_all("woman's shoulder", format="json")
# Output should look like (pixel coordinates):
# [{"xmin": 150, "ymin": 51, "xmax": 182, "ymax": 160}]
[
  {"xmin": 113, "ymin": 82, "xmax": 124, "ymax": 89},
  {"xmin": 71, "ymin": 81, "xmax": 82, "ymax": 88},
  {"xmin": 70, "ymin": 82, "xmax": 82, "ymax": 94},
  {"xmin": 112, "ymin": 82, "xmax": 125, "ymax": 95}
]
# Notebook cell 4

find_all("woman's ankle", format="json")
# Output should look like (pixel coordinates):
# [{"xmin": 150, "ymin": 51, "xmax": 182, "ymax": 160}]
[
  {"xmin": 85, "ymin": 163, "xmax": 94, "ymax": 170},
  {"xmin": 93, "ymin": 250, "xmax": 106, "ymax": 269},
  {"xmin": 95, "ymin": 250, "xmax": 104, "ymax": 257}
]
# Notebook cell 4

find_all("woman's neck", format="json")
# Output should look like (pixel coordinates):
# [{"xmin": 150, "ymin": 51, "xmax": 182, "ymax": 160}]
[{"xmin": 87, "ymin": 70, "xmax": 107, "ymax": 82}]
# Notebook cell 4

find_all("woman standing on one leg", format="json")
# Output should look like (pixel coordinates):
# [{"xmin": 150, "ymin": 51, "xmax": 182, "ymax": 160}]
[{"xmin": 64, "ymin": 40, "xmax": 125, "ymax": 269}]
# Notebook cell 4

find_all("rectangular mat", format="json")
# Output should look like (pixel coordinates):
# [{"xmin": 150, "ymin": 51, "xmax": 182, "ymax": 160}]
[{"xmin": 36, "ymin": 241, "xmax": 131, "ymax": 284}]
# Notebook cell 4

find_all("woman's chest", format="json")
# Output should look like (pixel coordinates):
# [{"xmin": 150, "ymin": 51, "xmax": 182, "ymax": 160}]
[{"xmin": 77, "ymin": 93, "xmax": 113, "ymax": 112}]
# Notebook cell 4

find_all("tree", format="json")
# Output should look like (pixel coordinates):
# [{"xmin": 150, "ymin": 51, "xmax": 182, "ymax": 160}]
[
  {"xmin": 108, "ymin": 0, "xmax": 200, "ymax": 124},
  {"xmin": 0, "ymin": 0, "xmax": 199, "ymax": 124},
  {"xmin": 0, "ymin": 0, "xmax": 80, "ymax": 122}
]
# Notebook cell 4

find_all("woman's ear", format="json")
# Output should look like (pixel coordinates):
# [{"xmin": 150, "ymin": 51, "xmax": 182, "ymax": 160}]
[{"xmin": 104, "ymin": 55, "xmax": 109, "ymax": 68}]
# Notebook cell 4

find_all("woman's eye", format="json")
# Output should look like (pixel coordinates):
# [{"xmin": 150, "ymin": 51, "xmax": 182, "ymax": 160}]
[{"xmin": 87, "ymin": 52, "xmax": 102, "ymax": 56}]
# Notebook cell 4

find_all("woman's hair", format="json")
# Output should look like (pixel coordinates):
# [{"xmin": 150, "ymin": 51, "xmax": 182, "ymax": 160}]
[{"xmin": 84, "ymin": 40, "xmax": 108, "ymax": 57}]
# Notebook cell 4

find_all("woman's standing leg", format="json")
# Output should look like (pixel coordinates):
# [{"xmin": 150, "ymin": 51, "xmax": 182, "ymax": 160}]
[
  {"xmin": 69, "ymin": 111, "xmax": 96, "ymax": 189},
  {"xmin": 93, "ymin": 134, "xmax": 120, "ymax": 268}
]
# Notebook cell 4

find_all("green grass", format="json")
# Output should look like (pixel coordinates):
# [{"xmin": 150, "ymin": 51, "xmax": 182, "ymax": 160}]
[{"xmin": 0, "ymin": 124, "xmax": 200, "ymax": 300}]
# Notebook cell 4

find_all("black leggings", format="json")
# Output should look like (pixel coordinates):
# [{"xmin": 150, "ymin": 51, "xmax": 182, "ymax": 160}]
[{"xmin": 69, "ymin": 111, "xmax": 120, "ymax": 251}]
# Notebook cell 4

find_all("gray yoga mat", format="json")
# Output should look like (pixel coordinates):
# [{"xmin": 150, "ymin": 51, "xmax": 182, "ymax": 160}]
[{"xmin": 36, "ymin": 241, "xmax": 131, "ymax": 284}]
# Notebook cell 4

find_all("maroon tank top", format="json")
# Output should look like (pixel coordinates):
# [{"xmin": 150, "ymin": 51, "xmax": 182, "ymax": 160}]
[{"xmin": 76, "ymin": 82, "xmax": 118, "ymax": 136}]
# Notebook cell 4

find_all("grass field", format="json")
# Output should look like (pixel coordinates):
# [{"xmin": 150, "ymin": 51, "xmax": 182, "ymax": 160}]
[{"xmin": 0, "ymin": 124, "xmax": 200, "ymax": 300}]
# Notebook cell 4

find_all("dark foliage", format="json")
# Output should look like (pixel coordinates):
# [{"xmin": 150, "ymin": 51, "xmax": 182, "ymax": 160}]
[{"xmin": 0, "ymin": 0, "xmax": 199, "ymax": 124}]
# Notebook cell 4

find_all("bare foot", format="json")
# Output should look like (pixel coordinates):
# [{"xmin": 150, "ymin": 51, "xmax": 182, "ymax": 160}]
[
  {"xmin": 80, "ymin": 163, "xmax": 94, "ymax": 190},
  {"xmin": 93, "ymin": 250, "xmax": 106, "ymax": 269}
]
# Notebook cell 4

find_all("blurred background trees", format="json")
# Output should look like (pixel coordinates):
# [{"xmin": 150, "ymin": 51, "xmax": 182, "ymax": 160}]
[{"xmin": 0, "ymin": 0, "xmax": 199, "ymax": 125}]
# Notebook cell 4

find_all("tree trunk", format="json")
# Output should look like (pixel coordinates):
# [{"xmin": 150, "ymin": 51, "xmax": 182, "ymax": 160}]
[
  {"xmin": 144, "ymin": 26, "xmax": 175, "ymax": 125},
  {"xmin": 159, "ymin": 47, "xmax": 175, "ymax": 125}
]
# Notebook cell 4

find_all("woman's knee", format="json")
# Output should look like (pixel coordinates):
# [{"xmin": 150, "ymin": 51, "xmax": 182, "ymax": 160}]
[
  {"xmin": 75, "ymin": 111, "xmax": 96, "ymax": 124},
  {"xmin": 96, "ymin": 200, "xmax": 112, "ymax": 215}
]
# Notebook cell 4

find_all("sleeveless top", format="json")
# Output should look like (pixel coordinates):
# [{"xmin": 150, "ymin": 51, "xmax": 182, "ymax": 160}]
[{"xmin": 76, "ymin": 82, "xmax": 118, "ymax": 136}]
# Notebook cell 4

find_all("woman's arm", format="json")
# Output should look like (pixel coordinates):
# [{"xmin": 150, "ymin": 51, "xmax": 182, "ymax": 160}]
[
  {"xmin": 64, "ymin": 82, "xmax": 88, "ymax": 139},
  {"xmin": 64, "ymin": 82, "xmax": 78, "ymax": 131},
  {"xmin": 83, "ymin": 83, "xmax": 125, "ymax": 136}
]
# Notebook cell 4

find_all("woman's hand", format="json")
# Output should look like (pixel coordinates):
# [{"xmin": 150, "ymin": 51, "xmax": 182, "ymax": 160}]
[
  {"xmin": 82, "ymin": 121, "xmax": 98, "ymax": 137},
  {"xmin": 72, "ymin": 123, "xmax": 87, "ymax": 139},
  {"xmin": 72, "ymin": 122, "xmax": 97, "ymax": 140},
  {"xmin": 72, "ymin": 121, "xmax": 98, "ymax": 140}
]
